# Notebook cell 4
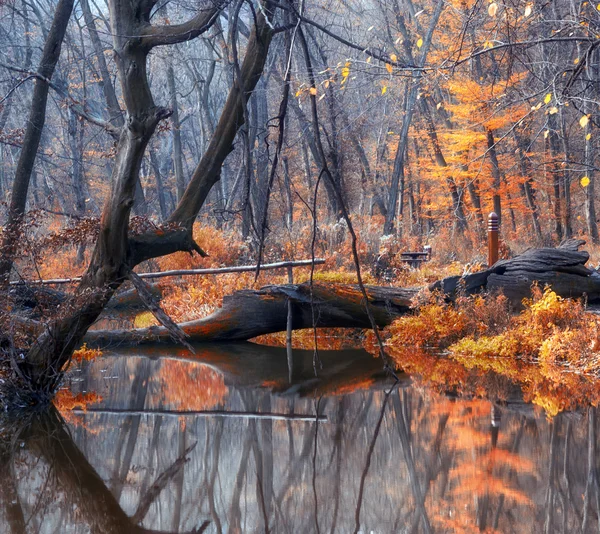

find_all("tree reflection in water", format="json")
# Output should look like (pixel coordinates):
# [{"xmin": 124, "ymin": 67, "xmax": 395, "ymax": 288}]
[{"xmin": 0, "ymin": 342, "xmax": 599, "ymax": 533}]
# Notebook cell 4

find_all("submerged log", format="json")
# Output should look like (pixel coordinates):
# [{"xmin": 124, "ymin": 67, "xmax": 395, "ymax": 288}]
[{"xmin": 84, "ymin": 282, "xmax": 418, "ymax": 347}]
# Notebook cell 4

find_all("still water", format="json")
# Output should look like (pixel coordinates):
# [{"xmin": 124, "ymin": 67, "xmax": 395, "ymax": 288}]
[{"xmin": 1, "ymin": 342, "xmax": 599, "ymax": 533}]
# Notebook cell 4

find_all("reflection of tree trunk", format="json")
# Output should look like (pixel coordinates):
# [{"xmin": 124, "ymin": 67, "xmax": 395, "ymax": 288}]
[
  {"xmin": 329, "ymin": 397, "xmax": 348, "ymax": 534},
  {"xmin": 582, "ymin": 408, "xmax": 599, "ymax": 533},
  {"xmin": 24, "ymin": 407, "xmax": 186, "ymax": 534},
  {"xmin": 491, "ymin": 417, "xmax": 525, "ymax": 530},
  {"xmin": 393, "ymin": 391, "xmax": 432, "ymax": 534},
  {"xmin": 0, "ymin": 449, "xmax": 26, "ymax": 533},
  {"xmin": 112, "ymin": 364, "xmax": 150, "ymax": 498},
  {"xmin": 206, "ymin": 420, "xmax": 224, "ymax": 534},
  {"xmin": 228, "ymin": 430, "xmax": 252, "ymax": 533},
  {"xmin": 172, "ymin": 425, "xmax": 187, "ymax": 531},
  {"xmin": 543, "ymin": 420, "xmax": 558, "ymax": 534},
  {"xmin": 354, "ymin": 389, "xmax": 394, "ymax": 534}
]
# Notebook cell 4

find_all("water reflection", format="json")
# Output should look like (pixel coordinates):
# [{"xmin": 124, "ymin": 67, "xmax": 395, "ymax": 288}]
[{"xmin": 1, "ymin": 342, "xmax": 600, "ymax": 532}]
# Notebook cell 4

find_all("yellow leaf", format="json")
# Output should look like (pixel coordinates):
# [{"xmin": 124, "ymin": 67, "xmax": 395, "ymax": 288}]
[
  {"xmin": 381, "ymin": 85, "xmax": 387, "ymax": 95},
  {"xmin": 341, "ymin": 66, "xmax": 350, "ymax": 78},
  {"xmin": 549, "ymin": 106, "xmax": 558, "ymax": 114},
  {"xmin": 367, "ymin": 57, "xmax": 372, "ymax": 63},
  {"xmin": 524, "ymin": 4, "xmax": 532, "ymax": 16},
  {"xmin": 416, "ymin": 37, "xmax": 423, "ymax": 48},
  {"xmin": 544, "ymin": 93, "xmax": 552, "ymax": 104},
  {"xmin": 581, "ymin": 176, "xmax": 591, "ymax": 187},
  {"xmin": 574, "ymin": 57, "xmax": 580, "ymax": 64},
  {"xmin": 390, "ymin": 53, "xmax": 397, "ymax": 62},
  {"xmin": 385, "ymin": 63, "xmax": 393, "ymax": 73},
  {"xmin": 587, "ymin": 133, "xmax": 592, "ymax": 140},
  {"xmin": 580, "ymin": 115, "xmax": 589, "ymax": 128},
  {"xmin": 544, "ymin": 130, "xmax": 549, "ymax": 138},
  {"xmin": 488, "ymin": 2, "xmax": 498, "ymax": 16},
  {"xmin": 309, "ymin": 87, "xmax": 317, "ymax": 96},
  {"xmin": 295, "ymin": 89, "xmax": 302, "ymax": 97},
  {"xmin": 324, "ymin": 80, "xmax": 330, "ymax": 89}
]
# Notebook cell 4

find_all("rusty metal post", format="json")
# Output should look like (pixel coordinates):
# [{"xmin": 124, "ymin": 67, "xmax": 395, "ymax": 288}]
[{"xmin": 488, "ymin": 212, "xmax": 499, "ymax": 267}]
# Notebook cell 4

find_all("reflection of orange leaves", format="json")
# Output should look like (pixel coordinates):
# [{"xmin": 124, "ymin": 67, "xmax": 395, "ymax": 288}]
[
  {"xmin": 435, "ymin": 515, "xmax": 502, "ymax": 534},
  {"xmin": 54, "ymin": 390, "xmax": 102, "ymax": 411},
  {"xmin": 485, "ymin": 449, "xmax": 535, "ymax": 474},
  {"xmin": 157, "ymin": 361, "xmax": 227, "ymax": 410},
  {"xmin": 448, "ymin": 425, "xmax": 490, "ymax": 449},
  {"xmin": 451, "ymin": 472, "xmax": 532, "ymax": 506},
  {"xmin": 54, "ymin": 390, "xmax": 102, "ymax": 428},
  {"xmin": 72, "ymin": 344, "xmax": 102, "ymax": 363}
]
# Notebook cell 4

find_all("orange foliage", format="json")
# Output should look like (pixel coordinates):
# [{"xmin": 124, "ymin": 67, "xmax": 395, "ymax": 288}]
[{"xmin": 367, "ymin": 287, "xmax": 600, "ymax": 415}]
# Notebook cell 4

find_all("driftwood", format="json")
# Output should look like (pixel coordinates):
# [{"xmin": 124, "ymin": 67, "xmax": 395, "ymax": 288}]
[{"xmin": 78, "ymin": 239, "xmax": 600, "ymax": 347}]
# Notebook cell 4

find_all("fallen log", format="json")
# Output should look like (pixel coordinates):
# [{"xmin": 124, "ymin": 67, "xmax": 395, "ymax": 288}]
[
  {"xmin": 431, "ymin": 238, "xmax": 600, "ymax": 306},
  {"xmin": 84, "ymin": 282, "xmax": 419, "ymax": 347},
  {"xmin": 75, "ymin": 240, "xmax": 600, "ymax": 347}
]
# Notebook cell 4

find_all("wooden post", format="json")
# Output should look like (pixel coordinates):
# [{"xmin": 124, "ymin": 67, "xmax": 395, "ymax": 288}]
[
  {"xmin": 286, "ymin": 265, "xmax": 294, "ymax": 383},
  {"xmin": 488, "ymin": 212, "xmax": 499, "ymax": 267}
]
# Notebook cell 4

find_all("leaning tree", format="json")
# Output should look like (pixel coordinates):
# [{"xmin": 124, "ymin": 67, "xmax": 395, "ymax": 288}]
[{"xmin": 4, "ymin": 0, "xmax": 277, "ymax": 397}]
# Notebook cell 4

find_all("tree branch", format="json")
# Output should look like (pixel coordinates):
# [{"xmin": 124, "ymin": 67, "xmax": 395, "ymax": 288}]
[{"xmin": 141, "ymin": 7, "xmax": 221, "ymax": 48}]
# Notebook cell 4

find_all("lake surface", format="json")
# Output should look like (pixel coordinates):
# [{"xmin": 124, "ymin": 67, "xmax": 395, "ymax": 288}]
[{"xmin": 1, "ymin": 342, "xmax": 599, "ymax": 533}]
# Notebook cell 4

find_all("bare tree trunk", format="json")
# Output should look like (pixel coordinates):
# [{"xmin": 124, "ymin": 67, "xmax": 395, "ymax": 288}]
[
  {"xmin": 547, "ymin": 113, "xmax": 563, "ymax": 241},
  {"xmin": 168, "ymin": 62, "xmax": 186, "ymax": 202},
  {"xmin": 383, "ymin": 0, "xmax": 443, "ymax": 235},
  {"xmin": 0, "ymin": 0, "xmax": 75, "ymax": 284},
  {"xmin": 584, "ymin": 118, "xmax": 599, "ymax": 243}
]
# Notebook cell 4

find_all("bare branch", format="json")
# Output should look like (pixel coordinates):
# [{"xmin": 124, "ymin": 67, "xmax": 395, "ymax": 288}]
[{"xmin": 141, "ymin": 7, "xmax": 221, "ymax": 48}]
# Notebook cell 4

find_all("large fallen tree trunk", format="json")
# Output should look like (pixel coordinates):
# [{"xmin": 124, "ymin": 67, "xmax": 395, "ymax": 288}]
[
  {"xmin": 85, "ymin": 283, "xmax": 418, "ymax": 347},
  {"xmin": 84, "ymin": 239, "xmax": 600, "ymax": 348}
]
